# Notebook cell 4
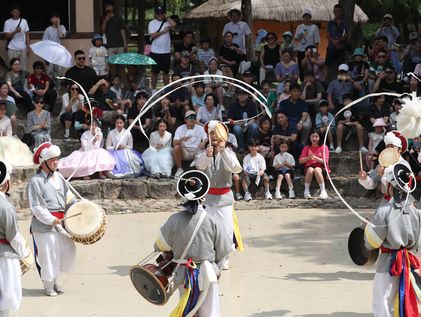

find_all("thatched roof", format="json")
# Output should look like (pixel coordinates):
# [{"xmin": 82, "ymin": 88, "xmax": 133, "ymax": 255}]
[{"xmin": 185, "ymin": 0, "xmax": 369, "ymax": 23}]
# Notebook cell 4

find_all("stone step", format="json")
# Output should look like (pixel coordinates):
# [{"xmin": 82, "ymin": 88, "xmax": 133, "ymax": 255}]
[{"xmin": 8, "ymin": 175, "xmax": 389, "ymax": 210}]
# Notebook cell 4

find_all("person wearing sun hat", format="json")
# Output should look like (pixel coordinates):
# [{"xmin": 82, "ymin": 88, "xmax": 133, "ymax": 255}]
[
  {"xmin": 26, "ymin": 142, "xmax": 77, "ymax": 297},
  {"xmin": 376, "ymin": 13, "xmax": 401, "ymax": 73},
  {"xmin": 0, "ymin": 160, "xmax": 30, "ymax": 317}
]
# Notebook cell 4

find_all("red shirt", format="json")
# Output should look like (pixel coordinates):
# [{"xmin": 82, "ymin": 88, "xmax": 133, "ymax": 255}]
[
  {"xmin": 300, "ymin": 145, "xmax": 330, "ymax": 173},
  {"xmin": 28, "ymin": 74, "xmax": 49, "ymax": 89}
]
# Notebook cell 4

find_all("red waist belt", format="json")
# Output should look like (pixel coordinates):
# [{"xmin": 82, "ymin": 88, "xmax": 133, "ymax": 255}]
[
  {"xmin": 208, "ymin": 187, "xmax": 231, "ymax": 195},
  {"xmin": 0, "ymin": 239, "xmax": 10, "ymax": 244},
  {"xmin": 51, "ymin": 211, "xmax": 65, "ymax": 220}
]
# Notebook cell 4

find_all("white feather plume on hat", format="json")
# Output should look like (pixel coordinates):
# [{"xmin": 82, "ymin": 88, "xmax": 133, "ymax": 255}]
[{"xmin": 396, "ymin": 93, "xmax": 421, "ymax": 138}]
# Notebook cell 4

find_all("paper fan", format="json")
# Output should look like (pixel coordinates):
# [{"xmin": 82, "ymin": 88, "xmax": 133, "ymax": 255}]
[{"xmin": 396, "ymin": 93, "xmax": 421, "ymax": 138}]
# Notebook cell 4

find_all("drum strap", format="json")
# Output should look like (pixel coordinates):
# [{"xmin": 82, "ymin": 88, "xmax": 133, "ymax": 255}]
[{"xmin": 0, "ymin": 238, "xmax": 10, "ymax": 244}]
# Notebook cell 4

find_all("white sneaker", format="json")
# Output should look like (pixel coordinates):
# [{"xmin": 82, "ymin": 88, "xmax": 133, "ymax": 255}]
[
  {"xmin": 288, "ymin": 189, "xmax": 295, "ymax": 199},
  {"xmin": 45, "ymin": 288, "xmax": 58, "ymax": 297},
  {"xmin": 319, "ymin": 191, "xmax": 329, "ymax": 200},
  {"xmin": 222, "ymin": 260, "xmax": 230, "ymax": 270},
  {"xmin": 235, "ymin": 193, "xmax": 243, "ymax": 201},
  {"xmin": 329, "ymin": 144, "xmax": 335, "ymax": 152},
  {"xmin": 174, "ymin": 168, "xmax": 184, "ymax": 178},
  {"xmin": 275, "ymin": 190, "xmax": 282, "ymax": 199},
  {"xmin": 304, "ymin": 191, "xmax": 312, "ymax": 199},
  {"xmin": 265, "ymin": 192, "xmax": 273, "ymax": 200},
  {"xmin": 359, "ymin": 146, "xmax": 369, "ymax": 154},
  {"xmin": 244, "ymin": 192, "xmax": 252, "ymax": 202},
  {"xmin": 335, "ymin": 146, "xmax": 342, "ymax": 154}
]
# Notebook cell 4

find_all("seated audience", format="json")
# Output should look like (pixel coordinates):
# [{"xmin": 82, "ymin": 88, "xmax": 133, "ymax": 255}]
[
  {"xmin": 0, "ymin": 82, "xmax": 17, "ymax": 135},
  {"xmin": 191, "ymin": 82, "xmax": 206, "ymax": 111},
  {"xmin": 242, "ymin": 139, "xmax": 272, "ymax": 201},
  {"xmin": 367, "ymin": 118, "xmax": 386, "ymax": 170},
  {"xmin": 259, "ymin": 80, "xmax": 277, "ymax": 115},
  {"xmin": 278, "ymin": 83, "xmax": 311, "ymax": 146},
  {"xmin": 219, "ymin": 31, "xmax": 246, "ymax": 77},
  {"xmin": 127, "ymin": 90, "xmax": 152, "ymax": 151},
  {"xmin": 197, "ymin": 93, "xmax": 222, "ymax": 125},
  {"xmin": 173, "ymin": 110, "xmax": 207, "ymax": 177},
  {"xmin": 28, "ymin": 61, "xmax": 57, "ymax": 114},
  {"xmin": 300, "ymin": 71, "xmax": 324, "ymax": 118},
  {"xmin": 197, "ymin": 37, "xmax": 215, "ymax": 73},
  {"xmin": 58, "ymin": 119, "xmax": 115, "ymax": 179},
  {"xmin": 106, "ymin": 115, "xmax": 144, "ymax": 178},
  {"xmin": 204, "ymin": 57, "xmax": 224, "ymax": 106},
  {"xmin": 26, "ymin": 96, "xmax": 51, "ymax": 147},
  {"xmin": 327, "ymin": 64, "xmax": 354, "ymax": 113},
  {"xmin": 0, "ymin": 101, "xmax": 34, "ymax": 167},
  {"xmin": 5, "ymin": 58, "xmax": 32, "ymax": 114},
  {"xmin": 335, "ymin": 95, "xmax": 367, "ymax": 153},
  {"xmin": 272, "ymin": 141, "xmax": 295, "ymax": 199},
  {"xmin": 275, "ymin": 49, "xmax": 299, "ymax": 94},
  {"xmin": 60, "ymin": 84, "xmax": 84, "ymax": 139},
  {"xmin": 259, "ymin": 32, "xmax": 280, "ymax": 84},
  {"xmin": 315, "ymin": 100, "xmax": 335, "ymax": 151},
  {"xmin": 143, "ymin": 119, "xmax": 174, "ymax": 177},
  {"xmin": 271, "ymin": 111, "xmax": 299, "ymax": 157},
  {"xmin": 228, "ymin": 89, "xmax": 258, "ymax": 152},
  {"xmin": 299, "ymin": 130, "xmax": 330, "ymax": 199}
]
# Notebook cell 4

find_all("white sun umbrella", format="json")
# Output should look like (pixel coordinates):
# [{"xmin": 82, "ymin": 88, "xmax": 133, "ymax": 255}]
[{"xmin": 30, "ymin": 40, "xmax": 73, "ymax": 68}]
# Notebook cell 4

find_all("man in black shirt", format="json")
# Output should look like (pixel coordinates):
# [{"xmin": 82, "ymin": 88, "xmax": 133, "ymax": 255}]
[
  {"xmin": 219, "ymin": 31, "xmax": 246, "ymax": 77},
  {"xmin": 372, "ymin": 65, "xmax": 403, "ymax": 108},
  {"xmin": 271, "ymin": 111, "xmax": 299, "ymax": 157},
  {"xmin": 174, "ymin": 30, "xmax": 195, "ymax": 65},
  {"xmin": 64, "ymin": 50, "xmax": 98, "ymax": 92},
  {"xmin": 88, "ymin": 78, "xmax": 123, "ymax": 124}
]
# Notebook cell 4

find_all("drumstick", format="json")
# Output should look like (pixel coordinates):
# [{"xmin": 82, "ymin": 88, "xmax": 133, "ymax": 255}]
[
  {"xmin": 359, "ymin": 151, "xmax": 363, "ymax": 171},
  {"xmin": 179, "ymin": 178, "xmax": 196, "ymax": 185},
  {"xmin": 61, "ymin": 212, "xmax": 82, "ymax": 222}
]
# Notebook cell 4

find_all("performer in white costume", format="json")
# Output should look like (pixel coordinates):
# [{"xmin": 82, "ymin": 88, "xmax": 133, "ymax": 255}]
[
  {"xmin": 195, "ymin": 121, "xmax": 243, "ymax": 270},
  {"xmin": 0, "ymin": 160, "xmax": 30, "ymax": 317},
  {"xmin": 27, "ymin": 142, "xmax": 77, "ymax": 296}
]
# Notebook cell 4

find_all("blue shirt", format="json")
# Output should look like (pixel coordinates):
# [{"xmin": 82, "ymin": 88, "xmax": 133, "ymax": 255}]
[
  {"xmin": 327, "ymin": 20, "xmax": 349, "ymax": 49},
  {"xmin": 278, "ymin": 98, "xmax": 308, "ymax": 124},
  {"xmin": 228, "ymin": 99, "xmax": 258, "ymax": 121}
]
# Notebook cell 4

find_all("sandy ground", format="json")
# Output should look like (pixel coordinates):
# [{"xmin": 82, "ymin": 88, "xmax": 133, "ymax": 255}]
[{"xmin": 16, "ymin": 208, "xmax": 374, "ymax": 317}]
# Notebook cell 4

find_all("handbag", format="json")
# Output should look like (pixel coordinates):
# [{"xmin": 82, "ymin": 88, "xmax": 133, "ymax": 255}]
[{"xmin": 5, "ymin": 18, "xmax": 22, "ymax": 51}]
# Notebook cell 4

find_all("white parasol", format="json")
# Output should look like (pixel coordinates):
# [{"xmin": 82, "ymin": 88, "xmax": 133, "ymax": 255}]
[{"xmin": 30, "ymin": 40, "xmax": 73, "ymax": 68}]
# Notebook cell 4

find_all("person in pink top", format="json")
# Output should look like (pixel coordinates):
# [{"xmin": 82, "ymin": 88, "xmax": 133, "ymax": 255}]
[{"xmin": 299, "ymin": 130, "xmax": 330, "ymax": 199}]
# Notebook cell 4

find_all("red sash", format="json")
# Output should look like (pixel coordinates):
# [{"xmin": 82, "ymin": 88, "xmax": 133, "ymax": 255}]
[
  {"xmin": 0, "ymin": 239, "xmax": 9, "ymax": 244},
  {"xmin": 51, "ymin": 211, "xmax": 65, "ymax": 220},
  {"xmin": 208, "ymin": 187, "xmax": 231, "ymax": 195}
]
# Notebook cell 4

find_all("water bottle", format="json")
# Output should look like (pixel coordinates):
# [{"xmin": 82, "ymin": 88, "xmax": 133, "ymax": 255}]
[{"xmin": 243, "ymin": 112, "xmax": 248, "ymax": 126}]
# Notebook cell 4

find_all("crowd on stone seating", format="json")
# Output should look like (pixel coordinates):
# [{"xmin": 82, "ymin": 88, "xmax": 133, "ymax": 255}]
[{"xmin": 1, "ymin": 3, "xmax": 421, "ymax": 201}]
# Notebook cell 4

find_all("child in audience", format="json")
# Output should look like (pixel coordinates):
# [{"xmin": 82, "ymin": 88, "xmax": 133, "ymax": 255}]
[
  {"xmin": 197, "ymin": 38, "xmax": 215, "ymax": 73},
  {"xmin": 389, "ymin": 98, "xmax": 402, "ymax": 130},
  {"xmin": 89, "ymin": 34, "xmax": 108, "ymax": 77},
  {"xmin": 299, "ymin": 130, "xmax": 330, "ymax": 199},
  {"xmin": 367, "ymin": 118, "xmax": 386, "ymax": 170},
  {"xmin": 315, "ymin": 100, "xmax": 335, "ymax": 151},
  {"xmin": 277, "ymin": 80, "xmax": 292, "ymax": 103},
  {"xmin": 273, "ymin": 141, "xmax": 295, "ymax": 199},
  {"xmin": 242, "ymin": 139, "xmax": 272, "ymax": 201},
  {"xmin": 191, "ymin": 82, "xmax": 206, "ymax": 112}
]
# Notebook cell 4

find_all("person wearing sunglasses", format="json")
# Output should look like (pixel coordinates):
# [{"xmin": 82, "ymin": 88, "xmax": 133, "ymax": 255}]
[
  {"xmin": 26, "ymin": 96, "xmax": 52, "ymax": 148},
  {"xmin": 372, "ymin": 65, "xmax": 403, "ymax": 108},
  {"xmin": 64, "ymin": 50, "xmax": 98, "ymax": 93},
  {"xmin": 173, "ymin": 110, "xmax": 207, "ymax": 178}
]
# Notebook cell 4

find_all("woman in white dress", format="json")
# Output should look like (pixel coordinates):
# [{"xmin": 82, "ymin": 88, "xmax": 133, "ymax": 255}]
[
  {"xmin": 58, "ymin": 119, "xmax": 115, "ymax": 179},
  {"xmin": 0, "ymin": 101, "xmax": 34, "ymax": 168},
  {"xmin": 142, "ymin": 119, "xmax": 174, "ymax": 177},
  {"xmin": 106, "ymin": 115, "xmax": 144, "ymax": 178}
]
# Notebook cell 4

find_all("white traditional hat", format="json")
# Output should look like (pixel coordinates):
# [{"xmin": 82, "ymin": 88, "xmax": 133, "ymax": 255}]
[
  {"xmin": 384, "ymin": 131, "xmax": 402, "ymax": 148},
  {"xmin": 33, "ymin": 142, "xmax": 61, "ymax": 164}
]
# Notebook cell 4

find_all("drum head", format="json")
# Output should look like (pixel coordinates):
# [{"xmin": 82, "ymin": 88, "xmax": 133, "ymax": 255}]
[
  {"xmin": 378, "ymin": 148, "xmax": 400, "ymax": 167},
  {"xmin": 348, "ymin": 227, "xmax": 379, "ymax": 266},
  {"xmin": 65, "ymin": 201, "xmax": 103, "ymax": 237},
  {"xmin": 130, "ymin": 265, "xmax": 167, "ymax": 305}
]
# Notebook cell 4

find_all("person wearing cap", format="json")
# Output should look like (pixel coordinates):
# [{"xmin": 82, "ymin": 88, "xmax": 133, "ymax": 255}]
[
  {"xmin": 372, "ymin": 64, "xmax": 403, "ymax": 108},
  {"xmin": 348, "ymin": 48, "xmax": 369, "ymax": 95},
  {"xmin": 326, "ymin": 63, "xmax": 354, "ymax": 113},
  {"xmin": 195, "ymin": 120, "xmax": 243, "ymax": 269},
  {"xmin": 294, "ymin": 10, "xmax": 320, "ymax": 80},
  {"xmin": 174, "ymin": 30, "xmax": 196, "ymax": 65},
  {"xmin": 88, "ymin": 34, "xmax": 108, "ymax": 77},
  {"xmin": 259, "ymin": 32, "xmax": 281, "ymax": 84},
  {"xmin": 153, "ymin": 173, "xmax": 232, "ymax": 316},
  {"xmin": 197, "ymin": 37, "xmax": 215, "ymax": 73},
  {"xmin": 173, "ymin": 50, "xmax": 197, "ymax": 81},
  {"xmin": 301, "ymin": 45, "xmax": 326, "ymax": 84},
  {"xmin": 148, "ymin": 5, "xmax": 176, "ymax": 92},
  {"xmin": 281, "ymin": 31, "xmax": 294, "ymax": 51},
  {"xmin": 227, "ymin": 89, "xmax": 259, "ymax": 152},
  {"xmin": 222, "ymin": 8, "xmax": 251, "ymax": 54},
  {"xmin": 59, "ymin": 83, "xmax": 84, "ymax": 139},
  {"xmin": 27, "ymin": 142, "xmax": 77, "ymax": 296},
  {"xmin": 3, "ymin": 6, "xmax": 30, "ymax": 72},
  {"xmin": 367, "ymin": 118, "xmax": 387, "ymax": 170},
  {"xmin": 42, "ymin": 11, "xmax": 66, "ymax": 84},
  {"xmin": 0, "ymin": 160, "xmax": 30, "ymax": 317},
  {"xmin": 28, "ymin": 61, "xmax": 58, "ymax": 114},
  {"xmin": 27, "ymin": 95, "xmax": 52, "ymax": 148},
  {"xmin": 326, "ymin": 4, "xmax": 349, "ymax": 80},
  {"xmin": 88, "ymin": 77, "xmax": 124, "ymax": 124},
  {"xmin": 364, "ymin": 162, "xmax": 421, "ymax": 316},
  {"xmin": 315, "ymin": 99, "xmax": 335, "ymax": 151},
  {"xmin": 376, "ymin": 13, "xmax": 401, "ymax": 73},
  {"xmin": 173, "ymin": 110, "xmax": 208, "ymax": 177},
  {"xmin": 64, "ymin": 50, "xmax": 98, "ymax": 93}
]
